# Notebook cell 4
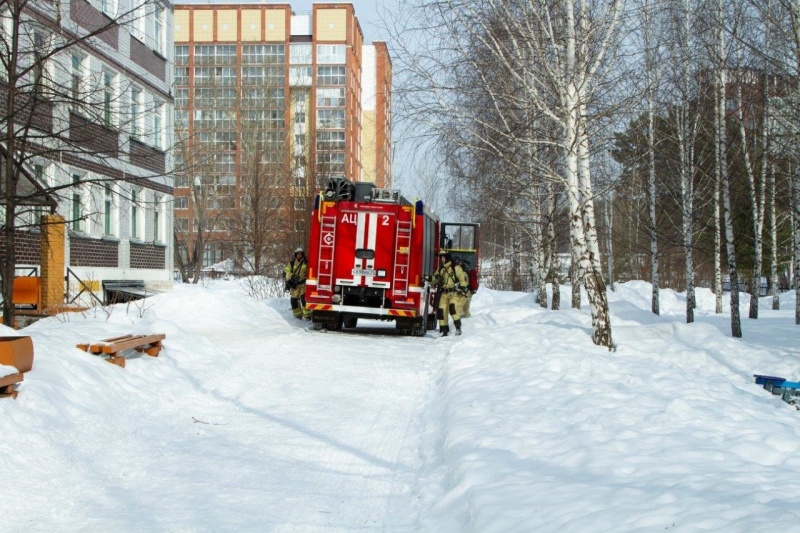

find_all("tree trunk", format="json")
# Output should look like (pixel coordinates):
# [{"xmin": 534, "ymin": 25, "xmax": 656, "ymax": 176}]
[
  {"xmin": 546, "ymin": 183, "xmax": 560, "ymax": 311},
  {"xmin": 736, "ymin": 70, "xmax": 765, "ymax": 320},
  {"xmin": 647, "ymin": 89, "xmax": 659, "ymax": 315},
  {"xmin": 604, "ymin": 194, "xmax": 614, "ymax": 291},
  {"xmin": 717, "ymin": 5, "xmax": 741, "ymax": 337},
  {"xmin": 769, "ymin": 161, "xmax": 779, "ymax": 310},
  {"xmin": 794, "ymin": 163, "xmax": 800, "ymax": 325}
]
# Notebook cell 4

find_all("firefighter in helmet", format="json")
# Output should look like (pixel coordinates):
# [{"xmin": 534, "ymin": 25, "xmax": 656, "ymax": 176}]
[
  {"xmin": 285, "ymin": 247, "xmax": 311, "ymax": 319},
  {"xmin": 433, "ymin": 250, "xmax": 469, "ymax": 336}
]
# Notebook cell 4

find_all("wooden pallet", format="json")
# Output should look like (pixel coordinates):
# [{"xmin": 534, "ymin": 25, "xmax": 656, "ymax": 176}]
[{"xmin": 77, "ymin": 334, "xmax": 166, "ymax": 369}]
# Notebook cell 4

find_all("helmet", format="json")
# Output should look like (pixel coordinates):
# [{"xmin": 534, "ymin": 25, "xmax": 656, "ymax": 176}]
[
  {"xmin": 294, "ymin": 247, "xmax": 304, "ymax": 255},
  {"xmin": 439, "ymin": 251, "xmax": 452, "ymax": 262}
]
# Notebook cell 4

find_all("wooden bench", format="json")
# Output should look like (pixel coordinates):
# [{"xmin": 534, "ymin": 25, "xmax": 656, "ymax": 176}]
[
  {"xmin": 77, "ymin": 334, "xmax": 166, "ymax": 368},
  {"xmin": 13, "ymin": 276, "xmax": 42, "ymax": 313},
  {"xmin": 0, "ymin": 372, "xmax": 24, "ymax": 399}
]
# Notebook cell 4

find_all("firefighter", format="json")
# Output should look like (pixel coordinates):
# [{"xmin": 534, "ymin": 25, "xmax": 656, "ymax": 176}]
[
  {"xmin": 433, "ymin": 251, "xmax": 469, "ymax": 336},
  {"xmin": 461, "ymin": 261, "xmax": 479, "ymax": 319},
  {"xmin": 285, "ymin": 247, "xmax": 311, "ymax": 319}
]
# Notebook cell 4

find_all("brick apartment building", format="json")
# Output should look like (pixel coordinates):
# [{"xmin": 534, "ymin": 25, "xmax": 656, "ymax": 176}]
[
  {"xmin": 173, "ymin": 1, "xmax": 392, "ymax": 268},
  {"xmin": 0, "ymin": 0, "xmax": 175, "ymax": 309}
]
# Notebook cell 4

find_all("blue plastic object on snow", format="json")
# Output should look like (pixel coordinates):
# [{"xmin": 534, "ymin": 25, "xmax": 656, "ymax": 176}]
[{"xmin": 754, "ymin": 374, "xmax": 786, "ymax": 385}]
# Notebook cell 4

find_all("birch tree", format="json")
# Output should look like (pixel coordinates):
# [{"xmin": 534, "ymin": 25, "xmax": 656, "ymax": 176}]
[
  {"xmin": 392, "ymin": 0, "xmax": 622, "ymax": 348},
  {"xmin": 716, "ymin": 0, "xmax": 743, "ymax": 337}
]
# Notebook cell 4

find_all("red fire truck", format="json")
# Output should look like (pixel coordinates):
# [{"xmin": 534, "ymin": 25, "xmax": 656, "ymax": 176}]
[{"xmin": 303, "ymin": 178, "xmax": 444, "ymax": 335}]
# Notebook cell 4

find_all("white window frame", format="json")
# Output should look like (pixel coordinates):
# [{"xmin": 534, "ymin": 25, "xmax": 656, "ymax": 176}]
[
  {"xmin": 316, "ymin": 44, "xmax": 346, "ymax": 65},
  {"xmin": 152, "ymin": 100, "xmax": 164, "ymax": 149},
  {"xmin": 71, "ymin": 53, "xmax": 87, "ymax": 113},
  {"xmin": 133, "ymin": 0, "xmax": 146, "ymax": 42},
  {"xmin": 101, "ymin": 0, "xmax": 117, "ymax": 17},
  {"xmin": 130, "ymin": 187, "xmax": 143, "ymax": 239},
  {"xmin": 152, "ymin": 194, "xmax": 162, "ymax": 242},
  {"xmin": 71, "ymin": 173, "xmax": 86, "ymax": 233},
  {"xmin": 103, "ymin": 183, "xmax": 117, "ymax": 236},
  {"xmin": 154, "ymin": 4, "xmax": 164, "ymax": 54},
  {"xmin": 290, "ymin": 43, "xmax": 312, "ymax": 64},
  {"xmin": 130, "ymin": 86, "xmax": 142, "ymax": 139},
  {"xmin": 102, "ymin": 69, "xmax": 117, "ymax": 127}
]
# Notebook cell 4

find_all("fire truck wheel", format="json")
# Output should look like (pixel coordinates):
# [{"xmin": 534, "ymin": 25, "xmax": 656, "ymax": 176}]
[{"xmin": 326, "ymin": 315, "xmax": 343, "ymax": 331}]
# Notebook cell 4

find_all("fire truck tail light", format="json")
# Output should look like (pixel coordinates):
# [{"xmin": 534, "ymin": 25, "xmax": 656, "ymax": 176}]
[
  {"xmin": 334, "ymin": 285, "xmax": 341, "ymax": 293},
  {"xmin": 332, "ymin": 294, "xmax": 342, "ymax": 303}
]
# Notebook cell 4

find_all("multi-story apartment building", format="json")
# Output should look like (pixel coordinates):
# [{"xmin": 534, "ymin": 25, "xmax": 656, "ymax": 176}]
[
  {"xmin": 173, "ymin": 1, "xmax": 392, "ymax": 269},
  {"xmin": 0, "ymin": 0, "xmax": 175, "ymax": 310}
]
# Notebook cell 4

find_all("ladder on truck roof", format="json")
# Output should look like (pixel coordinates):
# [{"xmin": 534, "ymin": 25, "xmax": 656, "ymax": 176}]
[
  {"xmin": 317, "ymin": 215, "xmax": 337, "ymax": 291},
  {"xmin": 393, "ymin": 220, "xmax": 412, "ymax": 297}
]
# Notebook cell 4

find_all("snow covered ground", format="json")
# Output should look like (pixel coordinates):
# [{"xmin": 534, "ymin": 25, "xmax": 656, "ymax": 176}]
[{"xmin": 2, "ymin": 281, "xmax": 800, "ymax": 532}]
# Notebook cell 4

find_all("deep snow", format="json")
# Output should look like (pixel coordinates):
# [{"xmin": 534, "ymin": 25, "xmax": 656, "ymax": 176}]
[{"xmin": 1, "ymin": 280, "xmax": 800, "ymax": 532}]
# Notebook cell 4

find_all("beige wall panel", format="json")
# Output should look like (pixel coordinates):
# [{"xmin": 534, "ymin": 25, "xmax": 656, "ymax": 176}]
[
  {"xmin": 193, "ymin": 10, "xmax": 214, "ymax": 42},
  {"xmin": 174, "ymin": 10, "xmax": 190, "ymax": 42},
  {"xmin": 362, "ymin": 111, "xmax": 377, "ymax": 183},
  {"xmin": 316, "ymin": 9, "xmax": 346, "ymax": 41},
  {"xmin": 241, "ymin": 10, "xmax": 262, "ymax": 41},
  {"xmin": 217, "ymin": 10, "xmax": 238, "ymax": 41},
  {"xmin": 265, "ymin": 10, "xmax": 286, "ymax": 41}
]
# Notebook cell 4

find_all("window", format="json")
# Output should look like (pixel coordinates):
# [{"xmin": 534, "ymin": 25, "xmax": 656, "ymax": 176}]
[
  {"xmin": 175, "ymin": 87, "xmax": 188, "ymax": 109},
  {"xmin": 133, "ymin": 0, "xmax": 146, "ymax": 41},
  {"xmin": 266, "ymin": 45, "xmax": 284, "ymax": 64},
  {"xmin": 30, "ymin": 164, "xmax": 45, "ymax": 226},
  {"xmin": 130, "ymin": 87, "xmax": 141, "ymax": 138},
  {"xmin": 242, "ymin": 65, "xmax": 264, "ymax": 84},
  {"xmin": 318, "ymin": 66, "xmax": 346, "ymax": 86},
  {"xmin": 317, "ymin": 87, "xmax": 345, "ymax": 108},
  {"xmin": 154, "ymin": 5, "xmax": 164, "ymax": 54},
  {"xmin": 317, "ymin": 44, "xmax": 346, "ymax": 64},
  {"xmin": 71, "ymin": 174, "xmax": 83, "ymax": 232},
  {"xmin": 194, "ymin": 45, "xmax": 212, "ymax": 64},
  {"xmin": 174, "ymin": 174, "xmax": 189, "ymax": 188},
  {"xmin": 214, "ymin": 66, "xmax": 236, "ymax": 85},
  {"xmin": 30, "ymin": 31, "xmax": 48, "ymax": 96},
  {"xmin": 102, "ymin": 0, "xmax": 117, "ymax": 17},
  {"xmin": 174, "ymin": 196, "xmax": 188, "ymax": 209},
  {"xmin": 175, "ymin": 110, "xmax": 188, "ymax": 129},
  {"xmin": 174, "ymin": 217, "xmax": 189, "ymax": 232},
  {"xmin": 153, "ymin": 194, "xmax": 161, "ymax": 241},
  {"xmin": 216, "ymin": 45, "xmax": 237, "ymax": 65},
  {"xmin": 131, "ymin": 188, "xmax": 139, "ymax": 239},
  {"xmin": 294, "ymin": 197, "xmax": 306, "ymax": 211},
  {"xmin": 242, "ymin": 45, "xmax": 264, "ymax": 64},
  {"xmin": 153, "ymin": 101, "xmax": 164, "ymax": 149},
  {"xmin": 104, "ymin": 184, "xmax": 115, "ymax": 235},
  {"xmin": 175, "ymin": 67, "xmax": 189, "ymax": 86},
  {"xmin": 194, "ymin": 66, "xmax": 210, "ymax": 84},
  {"xmin": 317, "ymin": 109, "xmax": 345, "ymax": 129},
  {"xmin": 71, "ymin": 53, "xmax": 84, "ymax": 112},
  {"xmin": 290, "ymin": 44, "xmax": 312, "ymax": 64},
  {"xmin": 317, "ymin": 131, "xmax": 346, "ymax": 151},
  {"xmin": 103, "ymin": 71, "xmax": 114, "ymax": 127},
  {"xmin": 175, "ymin": 45, "xmax": 189, "ymax": 65},
  {"xmin": 290, "ymin": 66, "xmax": 312, "ymax": 86}
]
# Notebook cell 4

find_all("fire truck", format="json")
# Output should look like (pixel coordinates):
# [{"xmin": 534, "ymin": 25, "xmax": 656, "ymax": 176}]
[{"xmin": 303, "ymin": 178, "xmax": 478, "ymax": 336}]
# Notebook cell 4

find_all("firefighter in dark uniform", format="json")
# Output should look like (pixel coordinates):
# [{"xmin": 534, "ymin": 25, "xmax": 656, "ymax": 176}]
[
  {"xmin": 285, "ymin": 247, "xmax": 311, "ymax": 319},
  {"xmin": 433, "ymin": 251, "xmax": 469, "ymax": 336}
]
